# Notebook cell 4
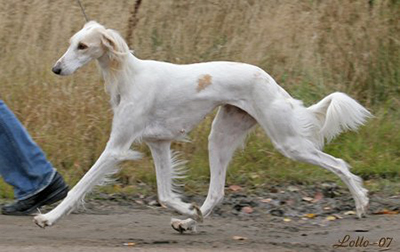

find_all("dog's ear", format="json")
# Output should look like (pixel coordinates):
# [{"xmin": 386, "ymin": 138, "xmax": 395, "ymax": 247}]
[{"xmin": 101, "ymin": 30, "xmax": 117, "ymax": 52}]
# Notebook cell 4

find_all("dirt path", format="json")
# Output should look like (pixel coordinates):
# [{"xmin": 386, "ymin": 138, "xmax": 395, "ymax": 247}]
[{"xmin": 1, "ymin": 203, "xmax": 399, "ymax": 252}]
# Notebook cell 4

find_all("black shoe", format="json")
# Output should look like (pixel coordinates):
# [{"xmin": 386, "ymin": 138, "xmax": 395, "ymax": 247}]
[{"xmin": 1, "ymin": 171, "xmax": 68, "ymax": 216}]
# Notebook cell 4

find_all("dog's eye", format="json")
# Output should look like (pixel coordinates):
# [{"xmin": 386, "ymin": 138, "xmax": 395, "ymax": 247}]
[{"xmin": 77, "ymin": 43, "xmax": 88, "ymax": 50}]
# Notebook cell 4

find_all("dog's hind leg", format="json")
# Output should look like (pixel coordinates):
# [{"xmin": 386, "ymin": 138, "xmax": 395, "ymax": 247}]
[
  {"xmin": 171, "ymin": 105, "xmax": 257, "ymax": 233},
  {"xmin": 285, "ymin": 148, "xmax": 368, "ymax": 218},
  {"xmin": 254, "ymin": 101, "xmax": 368, "ymax": 218},
  {"xmin": 202, "ymin": 105, "xmax": 257, "ymax": 217}
]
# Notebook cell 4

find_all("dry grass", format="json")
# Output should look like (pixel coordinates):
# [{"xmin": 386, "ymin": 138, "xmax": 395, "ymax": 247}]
[{"xmin": 0, "ymin": 0, "xmax": 398, "ymax": 197}]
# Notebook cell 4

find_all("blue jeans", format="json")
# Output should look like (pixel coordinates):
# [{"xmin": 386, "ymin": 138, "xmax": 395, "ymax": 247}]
[{"xmin": 0, "ymin": 100, "xmax": 55, "ymax": 200}]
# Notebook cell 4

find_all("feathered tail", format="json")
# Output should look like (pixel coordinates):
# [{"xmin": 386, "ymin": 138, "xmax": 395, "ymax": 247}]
[{"xmin": 307, "ymin": 92, "xmax": 372, "ymax": 144}]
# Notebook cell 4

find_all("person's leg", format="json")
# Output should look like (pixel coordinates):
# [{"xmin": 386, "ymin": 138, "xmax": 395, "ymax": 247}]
[{"xmin": 0, "ymin": 100, "xmax": 55, "ymax": 199}]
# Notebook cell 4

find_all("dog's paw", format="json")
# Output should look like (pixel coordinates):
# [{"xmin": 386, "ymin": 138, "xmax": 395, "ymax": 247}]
[
  {"xmin": 189, "ymin": 202, "xmax": 203, "ymax": 223},
  {"xmin": 355, "ymin": 191, "xmax": 369, "ymax": 218},
  {"xmin": 33, "ymin": 214, "xmax": 53, "ymax": 228},
  {"xmin": 171, "ymin": 218, "xmax": 197, "ymax": 234},
  {"xmin": 356, "ymin": 201, "xmax": 369, "ymax": 219}
]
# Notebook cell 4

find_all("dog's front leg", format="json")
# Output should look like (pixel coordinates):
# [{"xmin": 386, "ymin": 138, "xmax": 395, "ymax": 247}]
[
  {"xmin": 34, "ymin": 105, "xmax": 143, "ymax": 228},
  {"xmin": 34, "ymin": 151, "xmax": 126, "ymax": 227},
  {"xmin": 147, "ymin": 141, "xmax": 202, "ymax": 222}
]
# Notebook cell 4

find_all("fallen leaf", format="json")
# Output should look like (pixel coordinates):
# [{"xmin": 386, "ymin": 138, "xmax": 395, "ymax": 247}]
[
  {"xmin": 283, "ymin": 217, "xmax": 291, "ymax": 222},
  {"xmin": 259, "ymin": 198, "xmax": 273, "ymax": 203},
  {"xmin": 304, "ymin": 213, "xmax": 317, "ymax": 219},
  {"xmin": 323, "ymin": 206, "xmax": 331, "ymax": 210},
  {"xmin": 332, "ymin": 214, "xmax": 343, "ymax": 219},
  {"xmin": 233, "ymin": 236, "xmax": 248, "ymax": 240},
  {"xmin": 312, "ymin": 191, "xmax": 323, "ymax": 203},
  {"xmin": 372, "ymin": 209, "xmax": 399, "ymax": 215},
  {"xmin": 250, "ymin": 173, "xmax": 260, "ymax": 179},
  {"xmin": 242, "ymin": 206, "xmax": 254, "ymax": 214},
  {"xmin": 326, "ymin": 215, "xmax": 337, "ymax": 221},
  {"xmin": 135, "ymin": 200, "xmax": 144, "ymax": 205},
  {"xmin": 123, "ymin": 242, "xmax": 136, "ymax": 246},
  {"xmin": 269, "ymin": 187, "xmax": 278, "ymax": 193},
  {"xmin": 229, "ymin": 185, "xmax": 243, "ymax": 192},
  {"xmin": 302, "ymin": 196, "xmax": 313, "ymax": 202},
  {"xmin": 286, "ymin": 199, "xmax": 295, "ymax": 206},
  {"xmin": 344, "ymin": 211, "xmax": 356, "ymax": 215}
]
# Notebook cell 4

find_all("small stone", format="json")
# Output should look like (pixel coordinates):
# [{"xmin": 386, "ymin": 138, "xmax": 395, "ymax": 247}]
[
  {"xmin": 233, "ymin": 236, "xmax": 248, "ymax": 240},
  {"xmin": 259, "ymin": 198, "xmax": 273, "ymax": 203},
  {"xmin": 287, "ymin": 186, "xmax": 299, "ymax": 192},
  {"xmin": 302, "ymin": 197, "xmax": 313, "ymax": 202},
  {"xmin": 148, "ymin": 200, "xmax": 161, "ymax": 207},
  {"xmin": 270, "ymin": 209, "xmax": 284, "ymax": 217}
]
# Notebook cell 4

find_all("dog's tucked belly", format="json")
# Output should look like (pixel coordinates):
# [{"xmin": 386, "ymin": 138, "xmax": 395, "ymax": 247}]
[{"xmin": 141, "ymin": 103, "xmax": 217, "ymax": 141}]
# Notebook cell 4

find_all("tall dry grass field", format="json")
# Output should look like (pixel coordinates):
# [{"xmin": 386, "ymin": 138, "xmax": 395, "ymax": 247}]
[{"xmin": 0, "ymin": 0, "xmax": 399, "ymax": 197}]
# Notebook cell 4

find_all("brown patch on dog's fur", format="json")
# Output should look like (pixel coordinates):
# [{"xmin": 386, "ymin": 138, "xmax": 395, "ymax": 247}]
[{"xmin": 197, "ymin": 74, "xmax": 212, "ymax": 92}]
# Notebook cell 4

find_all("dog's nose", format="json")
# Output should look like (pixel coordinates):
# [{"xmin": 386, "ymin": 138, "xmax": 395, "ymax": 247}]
[{"xmin": 52, "ymin": 66, "xmax": 62, "ymax": 75}]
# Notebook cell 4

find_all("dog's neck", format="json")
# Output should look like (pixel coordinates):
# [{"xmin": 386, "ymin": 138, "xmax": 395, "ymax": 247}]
[{"xmin": 97, "ymin": 53, "xmax": 139, "ymax": 110}]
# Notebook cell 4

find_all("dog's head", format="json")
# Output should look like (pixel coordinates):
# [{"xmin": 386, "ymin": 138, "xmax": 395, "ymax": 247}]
[{"xmin": 52, "ymin": 21, "xmax": 129, "ymax": 76}]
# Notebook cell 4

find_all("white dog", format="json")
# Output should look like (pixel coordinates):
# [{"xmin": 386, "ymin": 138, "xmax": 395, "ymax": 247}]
[{"xmin": 34, "ymin": 21, "xmax": 372, "ymax": 232}]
